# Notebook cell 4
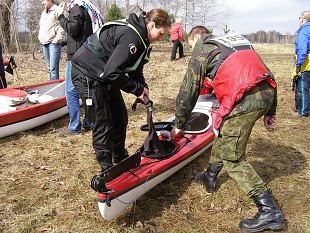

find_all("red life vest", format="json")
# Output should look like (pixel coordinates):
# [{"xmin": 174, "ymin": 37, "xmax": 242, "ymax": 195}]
[{"xmin": 212, "ymin": 49, "xmax": 276, "ymax": 130}]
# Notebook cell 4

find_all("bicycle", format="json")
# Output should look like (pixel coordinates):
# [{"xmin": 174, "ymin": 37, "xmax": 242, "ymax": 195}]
[
  {"xmin": 32, "ymin": 42, "xmax": 44, "ymax": 60},
  {"xmin": 32, "ymin": 42, "xmax": 67, "ymax": 60}
]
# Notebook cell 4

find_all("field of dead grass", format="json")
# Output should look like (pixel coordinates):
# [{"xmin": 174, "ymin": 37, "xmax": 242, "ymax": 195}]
[{"xmin": 0, "ymin": 43, "xmax": 309, "ymax": 233}]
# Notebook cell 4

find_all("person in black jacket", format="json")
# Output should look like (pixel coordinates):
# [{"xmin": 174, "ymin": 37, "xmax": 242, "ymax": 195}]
[
  {"xmin": 57, "ymin": 0, "xmax": 103, "ymax": 134},
  {"xmin": 0, "ymin": 44, "xmax": 7, "ymax": 89},
  {"xmin": 71, "ymin": 9, "xmax": 171, "ymax": 172}
]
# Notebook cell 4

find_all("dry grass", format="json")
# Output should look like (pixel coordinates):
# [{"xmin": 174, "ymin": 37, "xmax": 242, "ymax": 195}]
[{"xmin": 0, "ymin": 44, "xmax": 309, "ymax": 233}]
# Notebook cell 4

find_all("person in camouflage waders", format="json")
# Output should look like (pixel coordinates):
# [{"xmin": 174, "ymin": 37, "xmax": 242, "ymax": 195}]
[{"xmin": 171, "ymin": 26, "xmax": 285, "ymax": 232}]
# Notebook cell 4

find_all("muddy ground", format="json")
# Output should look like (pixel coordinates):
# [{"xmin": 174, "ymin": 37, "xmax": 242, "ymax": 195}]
[{"xmin": 0, "ymin": 43, "xmax": 309, "ymax": 233}]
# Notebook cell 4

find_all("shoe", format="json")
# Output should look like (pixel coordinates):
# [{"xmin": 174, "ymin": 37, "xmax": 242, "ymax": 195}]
[
  {"xmin": 292, "ymin": 112, "xmax": 309, "ymax": 118},
  {"xmin": 58, "ymin": 128, "xmax": 80, "ymax": 136},
  {"xmin": 170, "ymin": 58, "xmax": 176, "ymax": 61},
  {"xmin": 239, "ymin": 189, "xmax": 285, "ymax": 232},
  {"xmin": 179, "ymin": 55, "xmax": 186, "ymax": 59}
]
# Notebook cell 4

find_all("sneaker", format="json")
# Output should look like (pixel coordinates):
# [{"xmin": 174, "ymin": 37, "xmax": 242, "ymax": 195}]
[
  {"xmin": 170, "ymin": 58, "xmax": 176, "ymax": 61},
  {"xmin": 179, "ymin": 55, "xmax": 186, "ymax": 59},
  {"xmin": 58, "ymin": 128, "xmax": 80, "ymax": 136}
]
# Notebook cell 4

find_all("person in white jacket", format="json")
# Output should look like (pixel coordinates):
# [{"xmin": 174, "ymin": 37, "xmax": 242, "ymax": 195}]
[{"xmin": 38, "ymin": 0, "xmax": 65, "ymax": 80}]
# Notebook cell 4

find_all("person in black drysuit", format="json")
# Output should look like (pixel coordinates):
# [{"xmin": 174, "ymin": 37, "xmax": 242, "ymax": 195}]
[
  {"xmin": 71, "ymin": 9, "xmax": 171, "ymax": 172},
  {"xmin": 0, "ymin": 44, "xmax": 7, "ymax": 89}
]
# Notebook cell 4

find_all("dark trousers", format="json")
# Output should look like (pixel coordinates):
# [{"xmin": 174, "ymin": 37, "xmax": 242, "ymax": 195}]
[
  {"xmin": 171, "ymin": 40, "xmax": 184, "ymax": 59},
  {"xmin": 72, "ymin": 67, "xmax": 128, "ymax": 171},
  {"xmin": 0, "ymin": 44, "xmax": 7, "ymax": 89},
  {"xmin": 295, "ymin": 71, "xmax": 310, "ymax": 116}
]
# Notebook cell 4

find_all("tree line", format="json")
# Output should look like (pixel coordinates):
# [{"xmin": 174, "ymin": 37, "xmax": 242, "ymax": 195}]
[
  {"xmin": 1, "ymin": 0, "xmax": 226, "ymax": 52},
  {"xmin": 0, "ymin": 0, "xmax": 295, "ymax": 52},
  {"xmin": 244, "ymin": 30, "xmax": 295, "ymax": 44}
]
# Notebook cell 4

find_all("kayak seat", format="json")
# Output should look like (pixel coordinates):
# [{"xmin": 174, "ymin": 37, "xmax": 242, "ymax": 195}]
[{"xmin": 140, "ymin": 140, "xmax": 177, "ymax": 159}]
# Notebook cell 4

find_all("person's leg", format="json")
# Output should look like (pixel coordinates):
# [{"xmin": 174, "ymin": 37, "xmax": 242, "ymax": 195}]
[
  {"xmin": 110, "ymin": 87, "xmax": 129, "ymax": 163},
  {"xmin": 49, "ymin": 43, "xmax": 61, "ymax": 80},
  {"xmin": 219, "ymin": 110, "xmax": 267, "ymax": 197},
  {"xmin": 219, "ymin": 110, "xmax": 284, "ymax": 232},
  {"xmin": 178, "ymin": 41, "xmax": 185, "ymax": 58},
  {"xmin": 0, "ymin": 44, "xmax": 7, "ymax": 89},
  {"xmin": 42, "ymin": 44, "xmax": 51, "ymax": 79},
  {"xmin": 92, "ymin": 83, "xmax": 113, "ymax": 172},
  {"xmin": 72, "ymin": 70, "xmax": 112, "ymax": 171},
  {"xmin": 299, "ymin": 72, "xmax": 310, "ymax": 116},
  {"xmin": 171, "ymin": 40, "xmax": 178, "ymax": 60},
  {"xmin": 65, "ymin": 60, "xmax": 81, "ymax": 133}
]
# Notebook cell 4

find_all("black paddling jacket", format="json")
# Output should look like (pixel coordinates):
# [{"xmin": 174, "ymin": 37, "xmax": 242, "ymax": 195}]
[{"xmin": 72, "ymin": 13, "xmax": 150, "ymax": 97}]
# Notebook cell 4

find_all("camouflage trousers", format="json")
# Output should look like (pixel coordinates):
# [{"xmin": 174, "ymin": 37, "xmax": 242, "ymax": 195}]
[{"xmin": 209, "ymin": 82, "xmax": 275, "ymax": 197}]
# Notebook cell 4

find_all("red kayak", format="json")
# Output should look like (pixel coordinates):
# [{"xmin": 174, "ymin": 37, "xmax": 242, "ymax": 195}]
[
  {"xmin": 0, "ymin": 79, "xmax": 67, "ymax": 138},
  {"xmin": 92, "ymin": 94, "xmax": 218, "ymax": 220}
]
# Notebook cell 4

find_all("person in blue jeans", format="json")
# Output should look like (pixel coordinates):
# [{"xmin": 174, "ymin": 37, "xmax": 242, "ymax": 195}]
[
  {"xmin": 38, "ymin": 0, "xmax": 65, "ymax": 80},
  {"xmin": 294, "ymin": 10, "xmax": 310, "ymax": 117},
  {"xmin": 57, "ymin": 0, "xmax": 104, "ymax": 133}
]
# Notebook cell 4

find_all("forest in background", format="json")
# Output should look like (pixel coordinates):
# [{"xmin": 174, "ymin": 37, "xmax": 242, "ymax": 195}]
[{"xmin": 0, "ymin": 0, "xmax": 295, "ymax": 53}]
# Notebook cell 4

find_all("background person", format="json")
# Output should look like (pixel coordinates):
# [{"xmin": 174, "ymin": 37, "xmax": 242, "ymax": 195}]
[
  {"xmin": 171, "ymin": 26, "xmax": 285, "ymax": 232},
  {"xmin": 38, "ymin": 0, "xmax": 65, "ymax": 80},
  {"xmin": 57, "ymin": 0, "xmax": 104, "ymax": 134},
  {"xmin": 0, "ymin": 44, "xmax": 6, "ymax": 89},
  {"xmin": 293, "ymin": 10, "xmax": 310, "ymax": 117},
  {"xmin": 170, "ymin": 18, "xmax": 185, "ymax": 61},
  {"xmin": 71, "ymin": 9, "xmax": 171, "ymax": 172}
]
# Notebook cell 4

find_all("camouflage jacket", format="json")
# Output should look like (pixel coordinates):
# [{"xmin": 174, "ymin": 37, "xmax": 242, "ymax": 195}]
[{"xmin": 175, "ymin": 35, "xmax": 277, "ymax": 129}]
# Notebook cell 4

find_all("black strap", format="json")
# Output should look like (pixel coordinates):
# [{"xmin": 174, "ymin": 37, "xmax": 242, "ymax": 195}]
[{"xmin": 142, "ymin": 99, "xmax": 165, "ymax": 156}]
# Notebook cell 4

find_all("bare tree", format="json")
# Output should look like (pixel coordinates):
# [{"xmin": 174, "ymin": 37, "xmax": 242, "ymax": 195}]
[
  {"xmin": 0, "ymin": 0, "xmax": 15, "ymax": 51},
  {"xmin": 25, "ymin": 0, "xmax": 42, "ymax": 48}
]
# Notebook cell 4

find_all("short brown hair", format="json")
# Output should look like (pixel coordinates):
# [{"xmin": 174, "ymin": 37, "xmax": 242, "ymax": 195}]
[
  {"xmin": 189, "ymin": 26, "xmax": 211, "ymax": 39},
  {"xmin": 302, "ymin": 11, "xmax": 310, "ymax": 22},
  {"xmin": 145, "ymin": 9, "xmax": 171, "ymax": 28}
]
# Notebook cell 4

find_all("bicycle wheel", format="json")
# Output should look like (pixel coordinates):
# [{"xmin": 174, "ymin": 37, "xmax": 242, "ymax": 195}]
[{"xmin": 32, "ymin": 43, "xmax": 44, "ymax": 60}]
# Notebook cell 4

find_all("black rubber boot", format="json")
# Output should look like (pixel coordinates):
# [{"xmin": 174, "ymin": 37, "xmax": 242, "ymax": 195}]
[
  {"xmin": 195, "ymin": 164, "xmax": 223, "ymax": 193},
  {"xmin": 239, "ymin": 189, "xmax": 285, "ymax": 232}
]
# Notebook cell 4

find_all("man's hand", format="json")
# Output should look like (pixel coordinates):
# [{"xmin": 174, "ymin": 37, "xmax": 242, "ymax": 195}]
[
  {"xmin": 171, "ymin": 127, "xmax": 182, "ymax": 140},
  {"xmin": 264, "ymin": 115, "xmax": 276, "ymax": 131}
]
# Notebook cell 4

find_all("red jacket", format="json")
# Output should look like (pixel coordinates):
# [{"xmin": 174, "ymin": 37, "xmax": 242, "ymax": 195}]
[
  {"xmin": 211, "ymin": 49, "xmax": 276, "ymax": 130},
  {"xmin": 170, "ymin": 23, "xmax": 184, "ymax": 41}
]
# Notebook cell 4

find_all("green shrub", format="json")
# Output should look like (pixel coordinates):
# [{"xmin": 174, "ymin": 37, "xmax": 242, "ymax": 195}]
[{"xmin": 105, "ymin": 4, "xmax": 123, "ymax": 22}]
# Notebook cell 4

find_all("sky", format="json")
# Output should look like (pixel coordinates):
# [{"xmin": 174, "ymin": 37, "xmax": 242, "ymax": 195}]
[{"xmin": 216, "ymin": 0, "xmax": 306, "ymax": 34}]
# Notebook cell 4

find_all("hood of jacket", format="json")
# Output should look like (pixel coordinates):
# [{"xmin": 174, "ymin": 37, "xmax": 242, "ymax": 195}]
[{"xmin": 127, "ymin": 13, "xmax": 150, "ymax": 48}]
